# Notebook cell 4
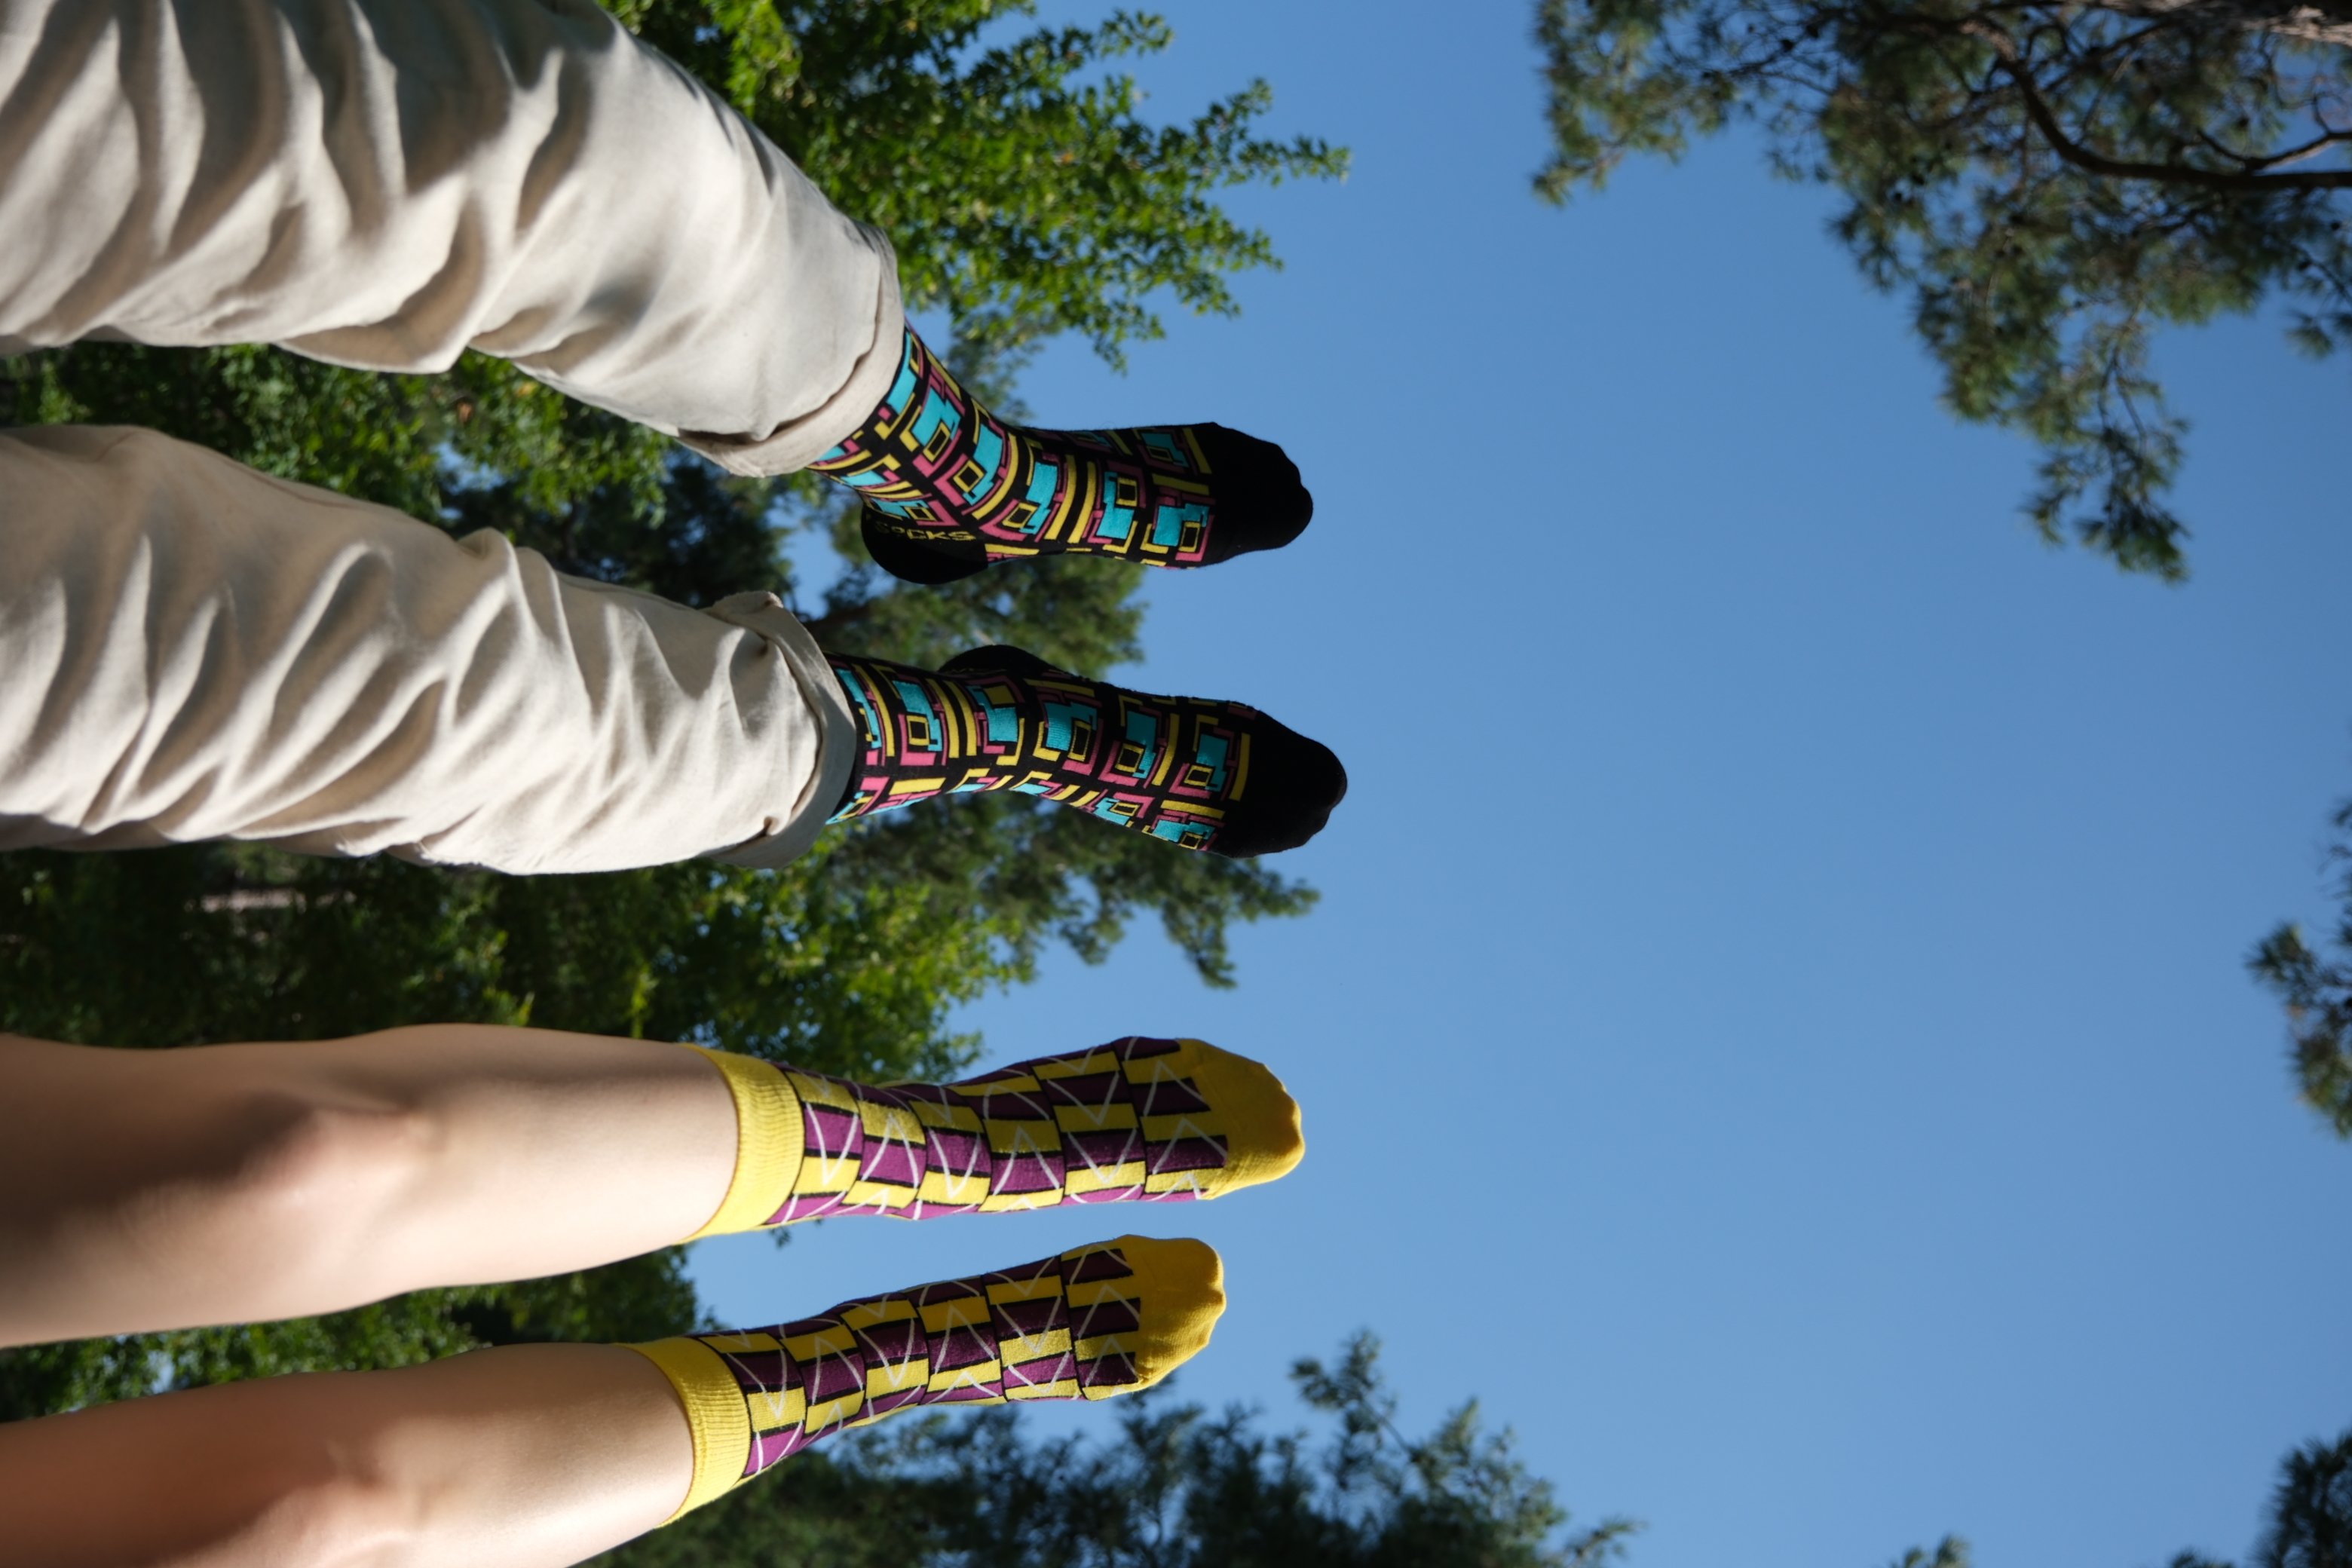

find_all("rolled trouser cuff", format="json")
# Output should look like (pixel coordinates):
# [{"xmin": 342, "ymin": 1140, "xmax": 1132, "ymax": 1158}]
[
  {"xmin": 701, "ymin": 591, "xmax": 857, "ymax": 869},
  {"xmin": 676, "ymin": 243, "xmax": 905, "ymax": 477}
]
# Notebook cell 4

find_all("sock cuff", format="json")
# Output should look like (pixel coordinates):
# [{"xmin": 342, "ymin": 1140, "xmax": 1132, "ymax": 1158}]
[
  {"xmin": 622, "ymin": 1336, "xmax": 754, "ymax": 1521},
  {"xmin": 681, "ymin": 1046, "xmax": 804, "ymax": 1240}
]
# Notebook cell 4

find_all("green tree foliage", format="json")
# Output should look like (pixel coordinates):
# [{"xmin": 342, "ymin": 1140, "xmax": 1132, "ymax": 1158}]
[
  {"xmin": 2248, "ymin": 796, "xmax": 2352, "ymax": 1137},
  {"xmin": 614, "ymin": 0, "xmax": 1347, "ymax": 363},
  {"xmin": 1886, "ymin": 1541, "xmax": 1970, "ymax": 1568},
  {"xmin": 2257, "ymin": 1428, "xmax": 2352, "ymax": 1568},
  {"xmin": 1884, "ymin": 1422, "xmax": 2352, "ymax": 1568},
  {"xmin": 2166, "ymin": 1423, "xmax": 2352, "ymax": 1568},
  {"xmin": 1533, "ymin": 0, "xmax": 2352, "ymax": 577},
  {"xmin": 591, "ymin": 1334, "xmax": 1634, "ymax": 1568},
  {"xmin": 0, "ymin": 0, "xmax": 1334, "ymax": 1417}
]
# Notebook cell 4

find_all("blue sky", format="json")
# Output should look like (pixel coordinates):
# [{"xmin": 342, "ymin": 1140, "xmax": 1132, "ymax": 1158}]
[{"xmin": 694, "ymin": 2, "xmax": 2352, "ymax": 1563}]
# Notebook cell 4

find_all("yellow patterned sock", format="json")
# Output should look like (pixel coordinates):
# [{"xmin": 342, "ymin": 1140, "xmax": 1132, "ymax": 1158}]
[
  {"xmin": 626, "ymin": 1235, "xmax": 1223, "ymax": 1520},
  {"xmin": 681, "ymin": 1037, "xmax": 1303, "ymax": 1238}
]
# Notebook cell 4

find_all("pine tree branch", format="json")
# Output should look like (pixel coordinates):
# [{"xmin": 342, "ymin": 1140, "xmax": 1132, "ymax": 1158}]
[
  {"xmin": 2088, "ymin": 0, "xmax": 2352, "ymax": 49},
  {"xmin": 1971, "ymin": 24, "xmax": 2352, "ymax": 188}
]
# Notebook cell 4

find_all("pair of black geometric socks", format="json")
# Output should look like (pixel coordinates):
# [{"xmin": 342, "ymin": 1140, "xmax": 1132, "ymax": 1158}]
[{"xmin": 810, "ymin": 326, "xmax": 1345, "ymax": 860}]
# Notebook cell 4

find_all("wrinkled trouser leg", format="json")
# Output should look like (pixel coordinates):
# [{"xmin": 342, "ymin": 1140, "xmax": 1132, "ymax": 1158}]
[
  {"xmin": 0, "ymin": 0, "xmax": 905, "ymax": 472},
  {"xmin": 0, "ymin": 425, "xmax": 853, "ymax": 873},
  {"xmin": 0, "ymin": 0, "xmax": 899, "ymax": 870}
]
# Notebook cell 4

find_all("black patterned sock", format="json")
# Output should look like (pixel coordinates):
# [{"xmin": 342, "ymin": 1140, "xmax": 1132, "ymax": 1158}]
[
  {"xmin": 810, "ymin": 327, "xmax": 1312, "ymax": 585},
  {"xmin": 823, "ymin": 645, "xmax": 1345, "ymax": 858}
]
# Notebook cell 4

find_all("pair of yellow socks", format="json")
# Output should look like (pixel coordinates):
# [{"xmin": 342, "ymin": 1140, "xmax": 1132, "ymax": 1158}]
[{"xmin": 623, "ymin": 1034, "xmax": 1302, "ymax": 1518}]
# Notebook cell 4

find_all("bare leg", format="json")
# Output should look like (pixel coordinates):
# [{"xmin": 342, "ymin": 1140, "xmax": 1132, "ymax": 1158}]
[
  {"xmin": 0, "ymin": 1027, "xmax": 736, "ymax": 1346},
  {"xmin": 0, "ymin": 1343, "xmax": 690, "ymax": 1567}
]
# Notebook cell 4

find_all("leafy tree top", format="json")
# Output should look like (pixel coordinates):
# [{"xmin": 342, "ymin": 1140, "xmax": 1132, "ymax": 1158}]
[
  {"xmin": 2164, "ymin": 1423, "xmax": 2352, "ymax": 1568},
  {"xmin": 1535, "ymin": 0, "xmax": 2352, "ymax": 578},
  {"xmin": 2249, "ymin": 794, "xmax": 2352, "ymax": 1138},
  {"xmin": 617, "ymin": 0, "xmax": 1348, "ymax": 364}
]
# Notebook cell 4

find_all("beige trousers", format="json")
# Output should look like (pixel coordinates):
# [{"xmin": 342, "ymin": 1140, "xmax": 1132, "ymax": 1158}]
[{"xmin": 0, "ymin": 0, "xmax": 896, "ymax": 872}]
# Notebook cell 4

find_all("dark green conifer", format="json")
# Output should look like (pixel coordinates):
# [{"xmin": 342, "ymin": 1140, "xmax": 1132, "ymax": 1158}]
[{"xmin": 1533, "ymin": 0, "xmax": 2352, "ymax": 577}]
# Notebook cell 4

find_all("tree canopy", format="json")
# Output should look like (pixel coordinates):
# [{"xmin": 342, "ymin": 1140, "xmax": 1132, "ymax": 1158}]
[
  {"xmin": 2167, "ymin": 1424, "xmax": 2352, "ymax": 1568},
  {"xmin": 1879, "ymin": 1423, "xmax": 2352, "ymax": 1568},
  {"xmin": 1534, "ymin": 0, "xmax": 2351, "ymax": 578},
  {"xmin": 2249, "ymin": 794, "xmax": 2352, "ymax": 1138},
  {"xmin": 2253, "ymin": 1426, "xmax": 2352, "ymax": 1568}
]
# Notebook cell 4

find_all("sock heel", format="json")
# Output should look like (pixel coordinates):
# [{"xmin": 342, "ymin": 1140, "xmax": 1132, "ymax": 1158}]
[
  {"xmin": 937, "ymin": 642, "xmax": 1051, "ymax": 679},
  {"xmin": 859, "ymin": 511, "xmax": 988, "ymax": 584}
]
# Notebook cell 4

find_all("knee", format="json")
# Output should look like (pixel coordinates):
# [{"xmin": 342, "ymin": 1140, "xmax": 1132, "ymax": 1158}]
[
  {"xmin": 2, "ymin": 1046, "xmax": 435, "ymax": 1253},
  {"xmin": 200, "ymin": 1081, "xmax": 437, "ymax": 1238},
  {"xmin": 240, "ymin": 1463, "xmax": 421, "ymax": 1566}
]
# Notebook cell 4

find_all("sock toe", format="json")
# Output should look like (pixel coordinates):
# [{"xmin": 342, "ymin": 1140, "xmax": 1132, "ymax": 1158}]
[
  {"xmin": 1214, "ymin": 717, "xmax": 1348, "ymax": 859},
  {"xmin": 1174, "ymin": 1039, "xmax": 1305, "ymax": 1199},
  {"xmin": 1195, "ymin": 424, "xmax": 1313, "ymax": 564},
  {"xmin": 1069, "ymin": 1235, "xmax": 1226, "ymax": 1398}
]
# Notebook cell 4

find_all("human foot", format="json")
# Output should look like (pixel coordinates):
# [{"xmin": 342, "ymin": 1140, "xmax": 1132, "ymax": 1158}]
[
  {"xmin": 686, "ymin": 1036, "xmax": 1303, "ymax": 1236},
  {"xmin": 811, "ymin": 328, "xmax": 1312, "ymax": 583},
  {"xmin": 624, "ymin": 1236, "xmax": 1223, "ymax": 1517},
  {"xmin": 823, "ymin": 645, "xmax": 1346, "ymax": 858}
]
